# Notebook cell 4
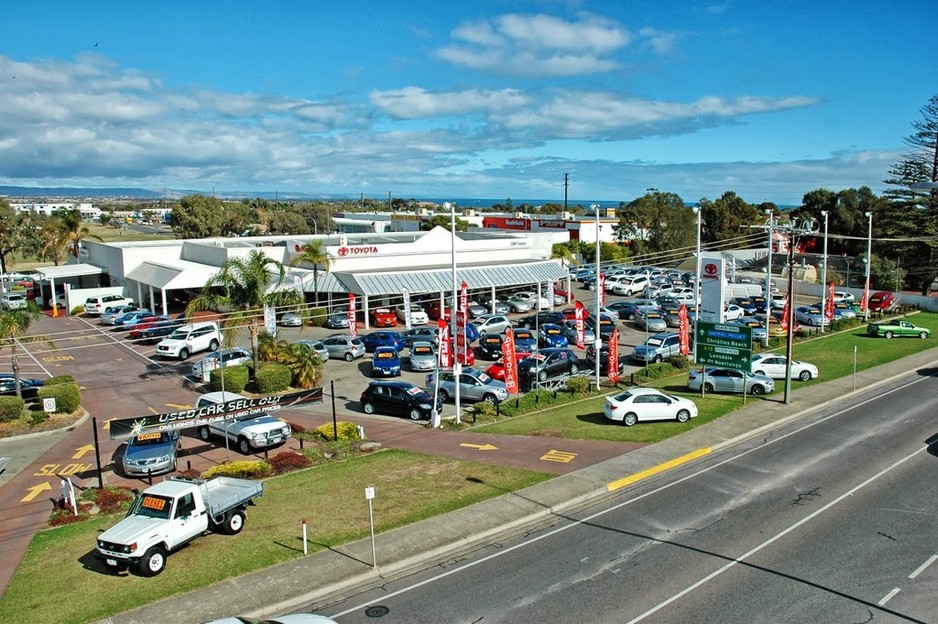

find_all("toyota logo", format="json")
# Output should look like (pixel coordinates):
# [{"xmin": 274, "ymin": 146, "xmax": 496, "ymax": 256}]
[
  {"xmin": 704, "ymin": 263, "xmax": 718, "ymax": 275},
  {"xmin": 338, "ymin": 247, "xmax": 349, "ymax": 256}
]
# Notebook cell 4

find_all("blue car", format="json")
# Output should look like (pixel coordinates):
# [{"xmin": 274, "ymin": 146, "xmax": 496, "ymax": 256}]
[
  {"xmin": 371, "ymin": 347, "xmax": 402, "ymax": 377},
  {"xmin": 729, "ymin": 317, "xmax": 768, "ymax": 341},
  {"xmin": 113, "ymin": 309, "xmax": 155, "ymax": 328},
  {"xmin": 512, "ymin": 328, "xmax": 538, "ymax": 352},
  {"xmin": 538, "ymin": 323, "xmax": 569, "ymax": 348},
  {"xmin": 731, "ymin": 298, "xmax": 759, "ymax": 315},
  {"xmin": 361, "ymin": 330, "xmax": 406, "ymax": 353}
]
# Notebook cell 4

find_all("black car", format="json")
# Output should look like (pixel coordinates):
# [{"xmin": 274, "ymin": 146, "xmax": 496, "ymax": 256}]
[
  {"xmin": 360, "ymin": 381, "xmax": 442, "ymax": 421},
  {"xmin": 0, "ymin": 376, "xmax": 45, "ymax": 402},
  {"xmin": 477, "ymin": 333, "xmax": 505, "ymax": 360},
  {"xmin": 586, "ymin": 313, "xmax": 618, "ymax": 340},
  {"xmin": 516, "ymin": 348, "xmax": 580, "ymax": 383},
  {"xmin": 584, "ymin": 347, "xmax": 629, "ymax": 376},
  {"xmin": 136, "ymin": 320, "xmax": 179, "ymax": 341},
  {"xmin": 403, "ymin": 327, "xmax": 439, "ymax": 349},
  {"xmin": 517, "ymin": 311, "xmax": 566, "ymax": 329}
]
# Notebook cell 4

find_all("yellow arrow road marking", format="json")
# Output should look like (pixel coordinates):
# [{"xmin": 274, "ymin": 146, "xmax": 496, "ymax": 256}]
[
  {"xmin": 22, "ymin": 482, "xmax": 52, "ymax": 502},
  {"xmin": 459, "ymin": 443, "xmax": 499, "ymax": 451},
  {"xmin": 102, "ymin": 419, "xmax": 111, "ymax": 430},
  {"xmin": 72, "ymin": 444, "xmax": 94, "ymax": 459}
]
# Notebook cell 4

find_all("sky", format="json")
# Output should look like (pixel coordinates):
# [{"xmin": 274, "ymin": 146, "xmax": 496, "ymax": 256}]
[{"xmin": 1, "ymin": 1, "xmax": 936, "ymax": 206}]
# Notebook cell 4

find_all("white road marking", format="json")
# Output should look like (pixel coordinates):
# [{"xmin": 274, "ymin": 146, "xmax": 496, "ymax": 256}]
[
  {"xmin": 908, "ymin": 553, "xmax": 938, "ymax": 579},
  {"xmin": 878, "ymin": 587, "xmax": 901, "ymax": 606}
]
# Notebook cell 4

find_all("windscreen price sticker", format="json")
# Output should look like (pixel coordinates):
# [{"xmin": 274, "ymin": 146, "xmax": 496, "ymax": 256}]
[{"xmin": 42, "ymin": 398, "xmax": 56, "ymax": 413}]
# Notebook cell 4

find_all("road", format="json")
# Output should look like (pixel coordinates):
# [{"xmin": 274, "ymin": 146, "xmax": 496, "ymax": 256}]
[{"xmin": 318, "ymin": 369, "xmax": 938, "ymax": 623}]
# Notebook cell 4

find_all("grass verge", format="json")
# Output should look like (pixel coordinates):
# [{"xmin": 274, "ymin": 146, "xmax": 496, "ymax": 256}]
[{"xmin": 0, "ymin": 449, "xmax": 549, "ymax": 624}]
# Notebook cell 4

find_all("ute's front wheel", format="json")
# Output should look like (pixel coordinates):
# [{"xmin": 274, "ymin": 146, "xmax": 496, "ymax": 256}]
[{"xmin": 138, "ymin": 546, "xmax": 166, "ymax": 576}]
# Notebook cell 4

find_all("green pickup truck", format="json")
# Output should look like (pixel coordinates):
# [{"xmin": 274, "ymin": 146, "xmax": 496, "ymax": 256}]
[{"xmin": 866, "ymin": 320, "xmax": 931, "ymax": 339}]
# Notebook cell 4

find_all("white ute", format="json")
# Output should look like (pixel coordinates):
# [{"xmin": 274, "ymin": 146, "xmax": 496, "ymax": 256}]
[{"xmin": 95, "ymin": 476, "xmax": 263, "ymax": 576}]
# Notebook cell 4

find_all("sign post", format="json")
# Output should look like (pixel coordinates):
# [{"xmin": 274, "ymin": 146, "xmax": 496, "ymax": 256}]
[
  {"xmin": 365, "ymin": 485, "xmax": 377, "ymax": 568},
  {"xmin": 695, "ymin": 321, "xmax": 753, "ymax": 400}
]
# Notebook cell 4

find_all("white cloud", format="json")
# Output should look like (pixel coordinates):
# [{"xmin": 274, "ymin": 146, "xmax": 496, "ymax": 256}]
[{"xmin": 370, "ymin": 86, "xmax": 528, "ymax": 119}]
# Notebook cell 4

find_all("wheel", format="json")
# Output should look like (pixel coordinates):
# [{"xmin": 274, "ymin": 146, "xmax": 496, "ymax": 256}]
[
  {"xmin": 439, "ymin": 389, "xmax": 450, "ymax": 402},
  {"xmin": 538, "ymin": 370, "xmax": 548, "ymax": 382},
  {"xmin": 751, "ymin": 384, "xmax": 766, "ymax": 395},
  {"xmin": 704, "ymin": 383, "xmax": 714, "ymax": 393},
  {"xmin": 654, "ymin": 354, "xmax": 662, "ymax": 363},
  {"xmin": 209, "ymin": 339, "xmax": 219, "ymax": 351},
  {"xmin": 920, "ymin": 331, "xmax": 929, "ymax": 339},
  {"xmin": 798, "ymin": 370, "xmax": 812, "ymax": 381},
  {"xmin": 481, "ymin": 393, "xmax": 497, "ymax": 404},
  {"xmin": 676, "ymin": 409, "xmax": 691, "ymax": 423},
  {"xmin": 622, "ymin": 413, "xmax": 638, "ymax": 427},
  {"xmin": 409, "ymin": 408, "xmax": 422, "ymax": 421},
  {"xmin": 178, "ymin": 348, "xmax": 189, "ymax": 360},
  {"xmin": 237, "ymin": 437, "xmax": 252, "ymax": 455},
  {"xmin": 344, "ymin": 351, "xmax": 354, "ymax": 362},
  {"xmin": 138, "ymin": 546, "xmax": 166, "ymax": 576},
  {"xmin": 363, "ymin": 401, "xmax": 376, "ymax": 414},
  {"xmin": 884, "ymin": 331, "xmax": 894, "ymax": 339},
  {"xmin": 754, "ymin": 370, "xmax": 766, "ymax": 377},
  {"xmin": 223, "ymin": 509, "xmax": 245, "ymax": 535},
  {"xmin": 569, "ymin": 363, "xmax": 578, "ymax": 375},
  {"xmin": 198, "ymin": 426, "xmax": 211, "ymax": 442}
]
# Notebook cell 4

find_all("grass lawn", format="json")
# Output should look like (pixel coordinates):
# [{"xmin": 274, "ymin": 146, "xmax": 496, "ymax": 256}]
[
  {"xmin": 473, "ymin": 312, "xmax": 938, "ymax": 442},
  {"xmin": 0, "ymin": 450, "xmax": 549, "ymax": 624}
]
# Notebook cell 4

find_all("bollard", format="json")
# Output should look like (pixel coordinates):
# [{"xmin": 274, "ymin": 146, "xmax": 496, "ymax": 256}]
[
  {"xmin": 187, "ymin": 460, "xmax": 192, "ymax": 471},
  {"xmin": 147, "ymin": 469, "xmax": 153, "ymax": 486},
  {"xmin": 299, "ymin": 438, "xmax": 304, "ymax": 450},
  {"xmin": 264, "ymin": 447, "xmax": 269, "ymax": 459},
  {"xmin": 496, "ymin": 401, "xmax": 500, "ymax": 418},
  {"xmin": 357, "ymin": 425, "xmax": 365, "ymax": 439}
]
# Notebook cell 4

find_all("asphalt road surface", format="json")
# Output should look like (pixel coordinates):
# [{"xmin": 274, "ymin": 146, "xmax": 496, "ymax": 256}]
[{"xmin": 318, "ymin": 369, "xmax": 938, "ymax": 623}]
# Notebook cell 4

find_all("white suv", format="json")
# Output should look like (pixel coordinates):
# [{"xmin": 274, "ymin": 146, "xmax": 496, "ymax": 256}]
[
  {"xmin": 194, "ymin": 391, "xmax": 292, "ymax": 455},
  {"xmin": 85, "ymin": 294, "xmax": 134, "ymax": 315},
  {"xmin": 0, "ymin": 292, "xmax": 28, "ymax": 310},
  {"xmin": 155, "ymin": 321, "xmax": 221, "ymax": 360}
]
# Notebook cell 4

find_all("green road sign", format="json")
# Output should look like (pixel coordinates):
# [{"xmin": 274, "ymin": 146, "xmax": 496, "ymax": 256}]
[{"xmin": 696, "ymin": 321, "xmax": 752, "ymax": 370}]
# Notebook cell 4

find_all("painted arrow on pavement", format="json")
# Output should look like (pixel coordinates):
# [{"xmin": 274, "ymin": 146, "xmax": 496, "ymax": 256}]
[
  {"xmin": 459, "ymin": 443, "xmax": 499, "ymax": 451},
  {"xmin": 21, "ymin": 482, "xmax": 52, "ymax": 503},
  {"xmin": 72, "ymin": 444, "xmax": 95, "ymax": 459}
]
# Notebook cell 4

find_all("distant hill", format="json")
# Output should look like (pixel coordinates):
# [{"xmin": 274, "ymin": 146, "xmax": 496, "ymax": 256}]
[{"xmin": 0, "ymin": 186, "xmax": 163, "ymax": 199}]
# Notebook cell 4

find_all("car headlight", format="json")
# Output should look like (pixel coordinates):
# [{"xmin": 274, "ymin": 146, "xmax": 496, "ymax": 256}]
[
  {"xmin": 158, "ymin": 454, "xmax": 171, "ymax": 462},
  {"xmin": 419, "ymin": 403, "xmax": 432, "ymax": 410},
  {"xmin": 124, "ymin": 458, "xmax": 137, "ymax": 466},
  {"xmin": 281, "ymin": 425, "xmax": 290, "ymax": 436},
  {"xmin": 251, "ymin": 432, "xmax": 266, "ymax": 441}
]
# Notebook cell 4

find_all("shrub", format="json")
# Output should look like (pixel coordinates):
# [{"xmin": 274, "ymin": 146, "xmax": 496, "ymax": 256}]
[
  {"xmin": 206, "ymin": 365, "xmax": 249, "ymax": 393},
  {"xmin": 311, "ymin": 420, "xmax": 361, "ymax": 441},
  {"xmin": 268, "ymin": 451, "xmax": 312, "ymax": 475},
  {"xmin": 307, "ymin": 307, "xmax": 329, "ymax": 327},
  {"xmin": 37, "ymin": 382, "xmax": 80, "ymax": 413},
  {"xmin": 667, "ymin": 355, "xmax": 691, "ymax": 370},
  {"xmin": 80, "ymin": 486, "xmax": 135, "ymax": 515},
  {"xmin": 255, "ymin": 363, "xmax": 292, "ymax": 394},
  {"xmin": 566, "ymin": 376, "xmax": 592, "ymax": 394},
  {"xmin": 289, "ymin": 422, "xmax": 306, "ymax": 434},
  {"xmin": 70, "ymin": 305, "xmax": 85, "ymax": 316},
  {"xmin": 202, "ymin": 460, "xmax": 271, "ymax": 479},
  {"xmin": 44, "ymin": 375, "xmax": 76, "ymax": 386},
  {"xmin": 0, "ymin": 396, "xmax": 24, "ymax": 422},
  {"xmin": 28, "ymin": 410, "xmax": 47, "ymax": 425}
]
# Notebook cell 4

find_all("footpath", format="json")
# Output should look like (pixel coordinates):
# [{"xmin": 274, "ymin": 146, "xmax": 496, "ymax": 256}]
[{"xmin": 91, "ymin": 347, "xmax": 938, "ymax": 624}]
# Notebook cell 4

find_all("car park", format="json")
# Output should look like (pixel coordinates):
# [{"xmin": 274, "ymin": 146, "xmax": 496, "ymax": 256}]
[
  {"xmin": 292, "ymin": 339, "xmax": 330, "ymax": 362},
  {"xmin": 155, "ymin": 321, "xmax": 221, "ymax": 360},
  {"xmin": 371, "ymin": 347, "xmax": 402, "ymax": 377},
  {"xmin": 512, "ymin": 328, "xmax": 538, "ymax": 352},
  {"xmin": 121, "ymin": 431, "xmax": 179, "ymax": 477},
  {"xmin": 132, "ymin": 319, "xmax": 180, "ymax": 341},
  {"xmin": 750, "ymin": 353, "xmax": 819, "ymax": 380},
  {"xmin": 425, "ymin": 368, "xmax": 509, "ymax": 403},
  {"xmin": 403, "ymin": 327, "xmax": 440, "ymax": 348},
  {"xmin": 126, "ymin": 314, "xmax": 170, "ymax": 336},
  {"xmin": 83, "ymin": 294, "xmax": 134, "ymax": 315},
  {"xmin": 395, "ymin": 303, "xmax": 430, "ymax": 325},
  {"xmin": 191, "ymin": 347, "xmax": 253, "ymax": 380},
  {"xmin": 634, "ymin": 308, "xmax": 668, "ymax": 332},
  {"xmin": 100, "ymin": 303, "xmax": 139, "ymax": 325},
  {"xmin": 517, "ymin": 348, "xmax": 580, "ymax": 382},
  {"xmin": 324, "ymin": 313, "xmax": 350, "ymax": 329},
  {"xmin": 512, "ymin": 291, "xmax": 551, "ymax": 310},
  {"xmin": 603, "ymin": 387, "xmax": 698, "ymax": 426},
  {"xmin": 538, "ymin": 323, "xmax": 568, "ymax": 348},
  {"xmin": 408, "ymin": 341, "xmax": 437, "ymax": 372},
  {"xmin": 687, "ymin": 367, "xmax": 775, "ymax": 395},
  {"xmin": 472, "ymin": 314, "xmax": 512, "ymax": 335},
  {"xmin": 360, "ymin": 330, "xmax": 406, "ymax": 353},
  {"xmin": 605, "ymin": 299, "xmax": 653, "ymax": 321},
  {"xmin": 360, "ymin": 380, "xmax": 441, "ymax": 420},
  {"xmin": 195, "ymin": 391, "xmax": 291, "ymax": 454},
  {"xmin": 369, "ymin": 308, "xmax": 398, "ymax": 328},
  {"xmin": 610, "ymin": 275, "xmax": 649, "ymax": 296},
  {"xmin": 631, "ymin": 332, "xmax": 682, "ymax": 364},
  {"xmin": 477, "ymin": 333, "xmax": 505, "ymax": 360},
  {"xmin": 323, "ymin": 335, "xmax": 367, "ymax": 361},
  {"xmin": 465, "ymin": 300, "xmax": 489, "ymax": 319},
  {"xmin": 0, "ymin": 292, "xmax": 28, "ymax": 310}
]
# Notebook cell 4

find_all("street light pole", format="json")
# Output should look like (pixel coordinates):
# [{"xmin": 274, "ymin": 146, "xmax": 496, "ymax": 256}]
[
  {"xmin": 864, "ymin": 211, "xmax": 872, "ymax": 322},
  {"xmin": 445, "ymin": 201, "xmax": 461, "ymax": 424},
  {"xmin": 764, "ymin": 209, "xmax": 773, "ymax": 347},
  {"xmin": 692, "ymin": 204, "xmax": 702, "ymax": 362},
  {"xmin": 819, "ymin": 210, "xmax": 829, "ymax": 333},
  {"xmin": 781, "ymin": 217, "xmax": 819, "ymax": 404},
  {"xmin": 591, "ymin": 203, "xmax": 601, "ymax": 390}
]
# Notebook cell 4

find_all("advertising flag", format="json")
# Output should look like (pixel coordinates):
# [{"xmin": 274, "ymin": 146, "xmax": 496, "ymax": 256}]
[
  {"xmin": 457, "ymin": 282, "xmax": 468, "ymax": 363},
  {"xmin": 438, "ymin": 319, "xmax": 452, "ymax": 368},
  {"xmin": 402, "ymin": 288, "xmax": 412, "ymax": 330},
  {"xmin": 780, "ymin": 297, "xmax": 790, "ymax": 331},
  {"xmin": 598, "ymin": 273, "xmax": 606, "ymax": 305},
  {"xmin": 678, "ymin": 304, "xmax": 689, "ymax": 356},
  {"xmin": 347, "ymin": 293, "xmax": 357, "ymax": 337},
  {"xmin": 502, "ymin": 327, "xmax": 519, "ymax": 395},
  {"xmin": 860, "ymin": 279, "xmax": 870, "ymax": 313},
  {"xmin": 574, "ymin": 300, "xmax": 586, "ymax": 349},
  {"xmin": 607, "ymin": 328, "xmax": 620, "ymax": 384},
  {"xmin": 825, "ymin": 282, "xmax": 835, "ymax": 321},
  {"xmin": 546, "ymin": 281, "xmax": 555, "ymax": 310}
]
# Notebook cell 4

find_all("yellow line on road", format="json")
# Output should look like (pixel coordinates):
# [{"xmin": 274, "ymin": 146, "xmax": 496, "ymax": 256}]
[{"xmin": 606, "ymin": 447, "xmax": 712, "ymax": 492}]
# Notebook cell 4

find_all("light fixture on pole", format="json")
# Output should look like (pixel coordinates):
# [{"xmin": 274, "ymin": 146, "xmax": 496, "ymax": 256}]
[
  {"xmin": 863, "ymin": 211, "xmax": 872, "ymax": 322},
  {"xmin": 819, "ymin": 210, "xmax": 829, "ymax": 333},
  {"xmin": 444, "ymin": 201, "xmax": 461, "ymax": 424},
  {"xmin": 591, "ymin": 203, "xmax": 601, "ymax": 391},
  {"xmin": 691, "ymin": 204, "xmax": 702, "ymax": 362}
]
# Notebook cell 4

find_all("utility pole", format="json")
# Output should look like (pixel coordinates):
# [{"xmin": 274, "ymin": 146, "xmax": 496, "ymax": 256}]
[{"xmin": 563, "ymin": 173, "xmax": 569, "ymax": 212}]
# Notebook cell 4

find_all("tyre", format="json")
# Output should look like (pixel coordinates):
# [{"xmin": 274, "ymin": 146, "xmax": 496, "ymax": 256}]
[
  {"xmin": 798, "ymin": 370, "xmax": 812, "ymax": 381},
  {"xmin": 409, "ymin": 408, "xmax": 422, "ymax": 421},
  {"xmin": 223, "ymin": 509, "xmax": 245, "ymax": 535},
  {"xmin": 884, "ymin": 331, "xmax": 894, "ymax": 339},
  {"xmin": 439, "ymin": 389, "xmax": 450, "ymax": 402},
  {"xmin": 178, "ymin": 348, "xmax": 189, "ymax": 360},
  {"xmin": 138, "ymin": 546, "xmax": 166, "ymax": 576},
  {"xmin": 237, "ymin": 437, "xmax": 253, "ymax": 455},
  {"xmin": 676, "ymin": 409, "xmax": 691, "ymax": 423},
  {"xmin": 920, "ymin": 331, "xmax": 929, "ymax": 339},
  {"xmin": 538, "ymin": 370, "xmax": 548, "ymax": 382},
  {"xmin": 198, "ymin": 426, "xmax": 211, "ymax": 442},
  {"xmin": 363, "ymin": 401, "xmax": 375, "ymax": 414},
  {"xmin": 569, "ymin": 363, "xmax": 578, "ymax": 375},
  {"xmin": 209, "ymin": 339, "xmax": 219, "ymax": 352},
  {"xmin": 654, "ymin": 354, "xmax": 662, "ymax": 363},
  {"xmin": 481, "ymin": 393, "xmax": 497, "ymax": 404},
  {"xmin": 704, "ymin": 382, "xmax": 714, "ymax": 393},
  {"xmin": 622, "ymin": 413, "xmax": 638, "ymax": 427},
  {"xmin": 344, "ymin": 351, "xmax": 354, "ymax": 362},
  {"xmin": 751, "ymin": 384, "xmax": 766, "ymax": 395}
]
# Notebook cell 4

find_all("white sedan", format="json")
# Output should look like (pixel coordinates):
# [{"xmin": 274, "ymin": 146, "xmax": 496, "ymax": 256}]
[
  {"xmin": 750, "ymin": 353, "xmax": 819, "ymax": 381},
  {"xmin": 395, "ymin": 303, "xmax": 429, "ymax": 325},
  {"xmin": 603, "ymin": 387, "xmax": 698, "ymax": 426},
  {"xmin": 723, "ymin": 304, "xmax": 745, "ymax": 321}
]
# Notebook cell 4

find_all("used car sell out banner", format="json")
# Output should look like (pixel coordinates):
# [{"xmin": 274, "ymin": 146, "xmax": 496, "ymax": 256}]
[
  {"xmin": 678, "ymin": 304, "xmax": 689, "ymax": 356},
  {"xmin": 438, "ymin": 319, "xmax": 452, "ymax": 368},
  {"xmin": 502, "ymin": 327, "xmax": 519, "ymax": 395},
  {"xmin": 574, "ymin": 300, "xmax": 586, "ymax": 349},
  {"xmin": 348, "ymin": 293, "xmax": 357, "ymax": 337},
  {"xmin": 607, "ymin": 327, "xmax": 620, "ymax": 384}
]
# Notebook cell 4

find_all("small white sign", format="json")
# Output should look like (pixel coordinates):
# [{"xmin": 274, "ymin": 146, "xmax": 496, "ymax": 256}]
[
  {"xmin": 364, "ymin": 486, "xmax": 375, "ymax": 500},
  {"xmin": 43, "ymin": 397, "xmax": 56, "ymax": 413}
]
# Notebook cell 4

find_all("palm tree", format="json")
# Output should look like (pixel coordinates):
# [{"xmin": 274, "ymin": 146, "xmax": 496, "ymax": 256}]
[
  {"xmin": 0, "ymin": 302, "xmax": 49, "ymax": 398},
  {"xmin": 55, "ymin": 209, "xmax": 104, "ymax": 259},
  {"xmin": 289, "ymin": 240, "xmax": 331, "ymax": 305},
  {"xmin": 186, "ymin": 250, "xmax": 302, "ymax": 374},
  {"xmin": 281, "ymin": 343, "xmax": 324, "ymax": 389}
]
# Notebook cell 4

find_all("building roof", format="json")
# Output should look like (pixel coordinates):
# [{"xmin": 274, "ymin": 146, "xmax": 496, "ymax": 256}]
[
  {"xmin": 32, "ymin": 263, "xmax": 105, "ymax": 280},
  {"xmin": 125, "ymin": 260, "xmax": 221, "ymax": 291}
]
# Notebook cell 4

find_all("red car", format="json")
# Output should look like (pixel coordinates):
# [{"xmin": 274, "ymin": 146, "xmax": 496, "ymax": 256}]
[
  {"xmin": 553, "ymin": 287, "xmax": 574, "ymax": 304},
  {"xmin": 127, "ymin": 315, "xmax": 169, "ymax": 339},
  {"xmin": 867, "ymin": 291, "xmax": 898, "ymax": 312},
  {"xmin": 369, "ymin": 307, "xmax": 397, "ymax": 327},
  {"xmin": 485, "ymin": 352, "xmax": 532, "ymax": 381}
]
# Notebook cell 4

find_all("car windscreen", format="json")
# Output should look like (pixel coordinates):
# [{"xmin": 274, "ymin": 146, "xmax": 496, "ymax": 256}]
[
  {"xmin": 168, "ymin": 329, "xmax": 188, "ymax": 340},
  {"xmin": 131, "ymin": 494, "xmax": 173, "ymax": 520},
  {"xmin": 130, "ymin": 432, "xmax": 171, "ymax": 447}
]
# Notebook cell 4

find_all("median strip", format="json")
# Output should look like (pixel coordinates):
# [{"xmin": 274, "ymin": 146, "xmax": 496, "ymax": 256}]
[{"xmin": 606, "ymin": 447, "xmax": 712, "ymax": 492}]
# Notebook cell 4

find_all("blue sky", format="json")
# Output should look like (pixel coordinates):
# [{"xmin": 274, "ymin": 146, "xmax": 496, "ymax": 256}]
[{"xmin": 1, "ymin": 1, "xmax": 935, "ymax": 205}]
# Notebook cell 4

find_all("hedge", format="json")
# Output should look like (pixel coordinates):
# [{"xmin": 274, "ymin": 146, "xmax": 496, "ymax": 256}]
[
  {"xmin": 311, "ymin": 421, "xmax": 361, "ymax": 441},
  {"xmin": 255, "ymin": 363, "xmax": 291, "ymax": 394},
  {"xmin": 0, "ymin": 396, "xmax": 24, "ymax": 422},
  {"xmin": 206, "ymin": 365, "xmax": 249, "ymax": 393},
  {"xmin": 44, "ymin": 375, "xmax": 76, "ymax": 386},
  {"xmin": 202, "ymin": 460, "xmax": 271, "ymax": 479},
  {"xmin": 306, "ymin": 307, "xmax": 329, "ymax": 327},
  {"xmin": 37, "ymin": 382, "xmax": 80, "ymax": 413}
]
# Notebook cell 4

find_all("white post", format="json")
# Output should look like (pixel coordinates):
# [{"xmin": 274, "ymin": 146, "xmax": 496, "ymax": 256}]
[
  {"xmin": 446, "ymin": 202, "xmax": 461, "ymax": 424},
  {"xmin": 591, "ymin": 204, "xmax": 601, "ymax": 390},
  {"xmin": 820, "ymin": 211, "xmax": 829, "ymax": 333},
  {"xmin": 864, "ymin": 211, "xmax": 873, "ymax": 321},
  {"xmin": 302, "ymin": 519, "xmax": 308, "ymax": 555},
  {"xmin": 692, "ymin": 205, "xmax": 702, "ymax": 361},
  {"xmin": 764, "ymin": 209, "xmax": 774, "ymax": 346}
]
